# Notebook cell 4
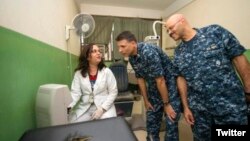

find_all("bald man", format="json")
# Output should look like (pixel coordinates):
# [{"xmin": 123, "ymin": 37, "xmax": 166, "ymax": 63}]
[{"xmin": 165, "ymin": 14, "xmax": 250, "ymax": 140}]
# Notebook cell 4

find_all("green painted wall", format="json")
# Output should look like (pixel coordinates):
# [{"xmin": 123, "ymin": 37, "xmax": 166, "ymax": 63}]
[
  {"xmin": 0, "ymin": 26, "xmax": 78, "ymax": 141},
  {"xmin": 244, "ymin": 49, "xmax": 250, "ymax": 60}
]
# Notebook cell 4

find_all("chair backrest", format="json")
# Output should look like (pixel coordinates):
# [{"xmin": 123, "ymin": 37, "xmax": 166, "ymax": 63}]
[
  {"xmin": 110, "ymin": 61, "xmax": 134, "ymax": 117},
  {"xmin": 109, "ymin": 61, "xmax": 128, "ymax": 92}
]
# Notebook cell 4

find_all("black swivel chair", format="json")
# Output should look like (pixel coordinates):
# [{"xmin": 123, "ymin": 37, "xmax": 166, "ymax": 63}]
[{"xmin": 109, "ymin": 61, "xmax": 135, "ymax": 117}]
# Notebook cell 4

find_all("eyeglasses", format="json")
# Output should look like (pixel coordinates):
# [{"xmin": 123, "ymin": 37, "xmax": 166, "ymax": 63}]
[
  {"xmin": 166, "ymin": 19, "xmax": 181, "ymax": 35},
  {"xmin": 90, "ymin": 49, "xmax": 101, "ymax": 54}
]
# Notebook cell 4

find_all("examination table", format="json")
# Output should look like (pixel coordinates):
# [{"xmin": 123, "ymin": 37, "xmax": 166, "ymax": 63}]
[{"xmin": 19, "ymin": 116, "xmax": 137, "ymax": 141}]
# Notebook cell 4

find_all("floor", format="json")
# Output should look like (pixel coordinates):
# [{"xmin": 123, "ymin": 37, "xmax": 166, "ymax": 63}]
[{"xmin": 130, "ymin": 97, "xmax": 193, "ymax": 141}]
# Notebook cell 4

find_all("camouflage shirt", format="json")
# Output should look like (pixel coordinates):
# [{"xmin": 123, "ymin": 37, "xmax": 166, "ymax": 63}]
[
  {"xmin": 129, "ymin": 42, "xmax": 180, "ymax": 110},
  {"xmin": 173, "ymin": 24, "xmax": 247, "ymax": 115}
]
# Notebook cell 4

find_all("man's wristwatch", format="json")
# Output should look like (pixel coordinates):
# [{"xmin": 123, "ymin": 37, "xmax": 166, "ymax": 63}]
[
  {"xmin": 245, "ymin": 92, "xmax": 250, "ymax": 96},
  {"xmin": 163, "ymin": 101, "xmax": 170, "ymax": 106}
]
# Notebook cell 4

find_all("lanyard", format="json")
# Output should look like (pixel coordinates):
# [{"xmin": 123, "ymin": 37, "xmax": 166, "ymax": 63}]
[{"xmin": 88, "ymin": 72, "xmax": 97, "ymax": 104}]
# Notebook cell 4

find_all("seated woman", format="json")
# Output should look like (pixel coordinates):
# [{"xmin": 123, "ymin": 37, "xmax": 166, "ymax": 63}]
[{"xmin": 68, "ymin": 43, "xmax": 118, "ymax": 123}]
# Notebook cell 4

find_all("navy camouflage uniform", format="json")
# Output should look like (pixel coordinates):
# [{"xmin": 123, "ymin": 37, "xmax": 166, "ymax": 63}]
[
  {"xmin": 248, "ymin": 103, "xmax": 250, "ymax": 124},
  {"xmin": 129, "ymin": 42, "xmax": 181, "ymax": 141},
  {"xmin": 173, "ymin": 24, "xmax": 248, "ymax": 141}
]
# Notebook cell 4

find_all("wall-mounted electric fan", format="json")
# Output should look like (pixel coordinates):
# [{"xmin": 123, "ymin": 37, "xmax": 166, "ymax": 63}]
[{"xmin": 65, "ymin": 13, "xmax": 95, "ymax": 46}]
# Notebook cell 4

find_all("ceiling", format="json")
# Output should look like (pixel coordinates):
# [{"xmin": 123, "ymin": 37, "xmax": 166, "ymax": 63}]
[{"xmin": 75, "ymin": 0, "xmax": 177, "ymax": 11}]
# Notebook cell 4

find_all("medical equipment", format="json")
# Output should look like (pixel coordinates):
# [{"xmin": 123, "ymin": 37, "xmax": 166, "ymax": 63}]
[
  {"xmin": 36, "ymin": 84, "xmax": 72, "ymax": 127},
  {"xmin": 144, "ymin": 21, "xmax": 165, "ymax": 46}
]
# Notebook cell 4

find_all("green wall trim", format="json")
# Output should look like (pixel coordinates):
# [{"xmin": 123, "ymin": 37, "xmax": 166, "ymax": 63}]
[{"xmin": 0, "ymin": 26, "xmax": 78, "ymax": 141}]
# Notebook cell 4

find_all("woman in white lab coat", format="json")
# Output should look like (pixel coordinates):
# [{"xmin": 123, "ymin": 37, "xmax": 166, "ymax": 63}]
[{"xmin": 68, "ymin": 43, "xmax": 118, "ymax": 123}]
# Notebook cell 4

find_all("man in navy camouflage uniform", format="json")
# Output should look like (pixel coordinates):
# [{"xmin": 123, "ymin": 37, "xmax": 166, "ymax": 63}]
[
  {"xmin": 116, "ymin": 31, "xmax": 181, "ymax": 141},
  {"xmin": 165, "ymin": 14, "xmax": 250, "ymax": 141}
]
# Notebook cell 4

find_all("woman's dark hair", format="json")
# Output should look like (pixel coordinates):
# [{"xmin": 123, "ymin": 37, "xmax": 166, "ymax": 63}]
[
  {"xmin": 75, "ymin": 43, "xmax": 106, "ymax": 77},
  {"xmin": 115, "ymin": 31, "xmax": 137, "ymax": 42}
]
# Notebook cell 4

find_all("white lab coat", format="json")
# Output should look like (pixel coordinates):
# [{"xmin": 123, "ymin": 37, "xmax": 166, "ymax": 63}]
[{"xmin": 68, "ymin": 67, "xmax": 118, "ymax": 122}]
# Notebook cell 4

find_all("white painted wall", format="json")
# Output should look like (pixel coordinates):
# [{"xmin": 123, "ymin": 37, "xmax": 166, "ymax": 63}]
[
  {"xmin": 80, "ymin": 0, "xmax": 194, "ymax": 19},
  {"xmin": 80, "ymin": 4, "xmax": 162, "ymax": 19},
  {"xmin": 0, "ymin": 0, "xmax": 80, "ymax": 55},
  {"xmin": 163, "ymin": 0, "xmax": 250, "ymax": 56},
  {"xmin": 162, "ymin": 0, "xmax": 194, "ymax": 19}
]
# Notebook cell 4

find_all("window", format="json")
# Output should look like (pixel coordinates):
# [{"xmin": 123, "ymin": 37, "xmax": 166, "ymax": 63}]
[
  {"xmin": 86, "ymin": 15, "xmax": 162, "ymax": 61},
  {"xmin": 97, "ymin": 44, "xmax": 112, "ymax": 61}
]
